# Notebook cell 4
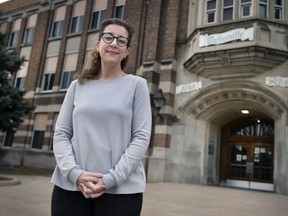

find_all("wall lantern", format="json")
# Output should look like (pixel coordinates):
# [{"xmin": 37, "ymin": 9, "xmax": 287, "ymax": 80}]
[{"xmin": 152, "ymin": 89, "xmax": 166, "ymax": 121}]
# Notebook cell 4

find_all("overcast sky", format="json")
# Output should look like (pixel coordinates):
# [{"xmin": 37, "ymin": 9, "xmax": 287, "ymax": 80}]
[{"xmin": 0, "ymin": 0, "xmax": 10, "ymax": 4}]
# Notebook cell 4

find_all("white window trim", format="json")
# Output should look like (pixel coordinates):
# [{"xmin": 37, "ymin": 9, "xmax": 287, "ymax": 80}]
[
  {"xmin": 70, "ymin": 15, "xmax": 83, "ymax": 33},
  {"xmin": 274, "ymin": 0, "xmax": 284, "ymax": 21},
  {"xmin": 51, "ymin": 20, "xmax": 64, "ymax": 38},
  {"xmin": 41, "ymin": 73, "xmax": 54, "ymax": 92},
  {"xmin": 240, "ymin": 0, "xmax": 253, "ymax": 18},
  {"xmin": 60, "ymin": 70, "xmax": 75, "ymax": 91},
  {"xmin": 222, "ymin": 0, "xmax": 234, "ymax": 21},
  {"xmin": 259, "ymin": 0, "xmax": 269, "ymax": 18},
  {"xmin": 14, "ymin": 76, "xmax": 26, "ymax": 91},
  {"xmin": 90, "ymin": 9, "xmax": 106, "ymax": 29},
  {"xmin": 114, "ymin": 4, "xmax": 125, "ymax": 20},
  {"xmin": 205, "ymin": 0, "xmax": 217, "ymax": 24}
]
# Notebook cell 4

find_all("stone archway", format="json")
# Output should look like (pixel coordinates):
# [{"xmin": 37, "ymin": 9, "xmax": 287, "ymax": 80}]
[{"xmin": 177, "ymin": 80, "xmax": 288, "ymax": 188}]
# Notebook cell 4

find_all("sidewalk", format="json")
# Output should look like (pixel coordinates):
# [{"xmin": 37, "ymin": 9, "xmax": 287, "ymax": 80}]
[{"xmin": 0, "ymin": 175, "xmax": 288, "ymax": 216}]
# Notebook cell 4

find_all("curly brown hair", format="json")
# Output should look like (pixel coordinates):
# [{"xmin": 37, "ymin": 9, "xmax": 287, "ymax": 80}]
[{"xmin": 75, "ymin": 18, "xmax": 134, "ymax": 84}]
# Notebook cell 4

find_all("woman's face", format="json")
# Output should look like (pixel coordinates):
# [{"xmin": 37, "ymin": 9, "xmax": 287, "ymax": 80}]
[{"xmin": 97, "ymin": 24, "xmax": 130, "ymax": 67}]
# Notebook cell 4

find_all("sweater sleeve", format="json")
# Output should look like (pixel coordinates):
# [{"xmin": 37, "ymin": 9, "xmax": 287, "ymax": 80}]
[
  {"xmin": 102, "ymin": 78, "xmax": 152, "ymax": 190},
  {"xmin": 53, "ymin": 81, "xmax": 84, "ymax": 184}
]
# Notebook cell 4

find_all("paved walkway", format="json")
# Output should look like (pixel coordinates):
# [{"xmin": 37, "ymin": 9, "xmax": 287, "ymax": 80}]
[{"xmin": 0, "ymin": 175, "xmax": 288, "ymax": 216}]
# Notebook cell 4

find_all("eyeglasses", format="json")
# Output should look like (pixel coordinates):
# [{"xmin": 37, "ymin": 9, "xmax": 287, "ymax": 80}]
[{"xmin": 101, "ymin": 32, "xmax": 129, "ymax": 47}]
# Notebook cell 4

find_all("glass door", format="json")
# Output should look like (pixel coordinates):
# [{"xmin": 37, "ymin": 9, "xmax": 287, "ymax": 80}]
[
  {"xmin": 228, "ymin": 144, "xmax": 249, "ymax": 180},
  {"xmin": 252, "ymin": 144, "xmax": 273, "ymax": 183},
  {"xmin": 226, "ymin": 142, "xmax": 274, "ymax": 190}
]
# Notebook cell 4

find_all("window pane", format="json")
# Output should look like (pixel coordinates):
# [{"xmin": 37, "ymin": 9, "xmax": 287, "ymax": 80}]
[
  {"xmin": 207, "ymin": 12, "xmax": 215, "ymax": 22},
  {"xmin": 9, "ymin": 31, "xmax": 19, "ymax": 47},
  {"xmin": 32, "ymin": 131, "xmax": 44, "ymax": 149},
  {"xmin": 51, "ymin": 21, "xmax": 64, "ymax": 37},
  {"xmin": 58, "ymin": 21, "xmax": 64, "ymax": 36},
  {"xmin": 275, "ymin": 0, "xmax": 282, "ymax": 6},
  {"xmin": 223, "ymin": 8, "xmax": 233, "ymax": 20},
  {"xmin": 42, "ymin": 74, "xmax": 54, "ymax": 91},
  {"xmin": 275, "ymin": 8, "xmax": 282, "ymax": 20},
  {"xmin": 90, "ymin": 11, "xmax": 99, "ymax": 29},
  {"xmin": 224, "ymin": 0, "xmax": 233, "ymax": 7},
  {"xmin": 60, "ymin": 71, "xmax": 75, "ymax": 90},
  {"xmin": 15, "ymin": 77, "xmax": 25, "ymax": 90},
  {"xmin": 207, "ymin": 0, "xmax": 216, "ymax": 10},
  {"xmin": 70, "ymin": 17, "xmax": 78, "ymax": 33},
  {"xmin": 3, "ymin": 130, "xmax": 14, "ymax": 147},
  {"xmin": 114, "ymin": 5, "xmax": 124, "ymax": 19},
  {"xmin": 77, "ymin": 16, "xmax": 83, "ymax": 32},
  {"xmin": 23, "ymin": 28, "xmax": 35, "ymax": 44},
  {"xmin": 242, "ymin": 5, "xmax": 250, "ymax": 16},
  {"xmin": 100, "ymin": 10, "xmax": 106, "ymax": 25},
  {"xmin": 260, "ymin": 5, "xmax": 267, "ymax": 18},
  {"xmin": 241, "ymin": 0, "xmax": 251, "ymax": 3}
]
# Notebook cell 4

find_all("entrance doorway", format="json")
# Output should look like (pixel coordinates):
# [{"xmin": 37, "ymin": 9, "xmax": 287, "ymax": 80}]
[{"xmin": 221, "ymin": 117, "xmax": 274, "ymax": 191}]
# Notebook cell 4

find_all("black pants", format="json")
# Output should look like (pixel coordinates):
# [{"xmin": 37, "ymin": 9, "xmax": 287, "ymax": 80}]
[{"xmin": 51, "ymin": 185, "xmax": 143, "ymax": 216}]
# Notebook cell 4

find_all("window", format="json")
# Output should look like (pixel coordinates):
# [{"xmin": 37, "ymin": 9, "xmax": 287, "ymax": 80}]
[
  {"xmin": 70, "ymin": 16, "xmax": 84, "ymax": 33},
  {"xmin": 41, "ymin": 73, "xmax": 55, "ymax": 91},
  {"xmin": 274, "ymin": 0, "xmax": 283, "ymax": 20},
  {"xmin": 206, "ymin": 0, "xmax": 216, "ymax": 23},
  {"xmin": 23, "ymin": 27, "xmax": 35, "ymax": 45},
  {"xmin": 60, "ymin": 71, "xmax": 75, "ymax": 90},
  {"xmin": 23, "ymin": 14, "xmax": 37, "ymax": 45},
  {"xmin": 51, "ymin": 20, "xmax": 64, "ymax": 37},
  {"xmin": 8, "ymin": 31, "xmax": 19, "ymax": 47},
  {"xmin": 260, "ymin": 0, "xmax": 268, "ymax": 18},
  {"xmin": 114, "ymin": 5, "xmax": 125, "ymax": 19},
  {"xmin": 3, "ymin": 130, "xmax": 14, "ymax": 147},
  {"xmin": 51, "ymin": 6, "xmax": 66, "ymax": 37},
  {"xmin": 15, "ymin": 77, "xmax": 26, "ymax": 91},
  {"xmin": 232, "ymin": 123, "xmax": 274, "ymax": 136},
  {"xmin": 32, "ymin": 131, "xmax": 44, "ymax": 149},
  {"xmin": 223, "ymin": 0, "xmax": 234, "ymax": 21},
  {"xmin": 32, "ymin": 114, "xmax": 47, "ymax": 149},
  {"xmin": 240, "ymin": 0, "xmax": 252, "ymax": 17},
  {"xmin": 90, "ymin": 10, "xmax": 106, "ymax": 29}
]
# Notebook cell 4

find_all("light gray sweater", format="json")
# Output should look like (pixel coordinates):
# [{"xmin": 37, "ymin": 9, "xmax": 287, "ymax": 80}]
[{"xmin": 51, "ymin": 74, "xmax": 152, "ymax": 194}]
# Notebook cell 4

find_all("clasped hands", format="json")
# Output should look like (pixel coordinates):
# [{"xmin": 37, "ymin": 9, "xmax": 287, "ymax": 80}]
[{"xmin": 77, "ymin": 171, "xmax": 106, "ymax": 198}]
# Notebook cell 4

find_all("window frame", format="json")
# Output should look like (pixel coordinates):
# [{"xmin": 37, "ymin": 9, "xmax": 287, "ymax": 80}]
[
  {"xmin": 31, "ymin": 130, "xmax": 44, "ymax": 149},
  {"xmin": 259, "ymin": 0, "xmax": 269, "ymax": 18},
  {"xmin": 274, "ymin": 0, "xmax": 284, "ymax": 21},
  {"xmin": 51, "ymin": 20, "xmax": 64, "ymax": 38},
  {"xmin": 240, "ymin": 0, "xmax": 252, "ymax": 18},
  {"xmin": 60, "ymin": 70, "xmax": 75, "ymax": 91},
  {"xmin": 22, "ymin": 27, "xmax": 35, "ymax": 45},
  {"xmin": 69, "ymin": 15, "xmax": 84, "ymax": 33},
  {"xmin": 114, "ymin": 4, "xmax": 125, "ymax": 20},
  {"xmin": 222, "ymin": 0, "xmax": 234, "ymax": 21},
  {"xmin": 90, "ymin": 9, "xmax": 107, "ymax": 29},
  {"xmin": 14, "ymin": 77, "xmax": 26, "ymax": 91},
  {"xmin": 3, "ymin": 130, "xmax": 14, "ymax": 147},
  {"xmin": 41, "ymin": 73, "xmax": 55, "ymax": 92},
  {"xmin": 205, "ymin": 0, "xmax": 217, "ymax": 24},
  {"xmin": 8, "ymin": 31, "xmax": 19, "ymax": 47}
]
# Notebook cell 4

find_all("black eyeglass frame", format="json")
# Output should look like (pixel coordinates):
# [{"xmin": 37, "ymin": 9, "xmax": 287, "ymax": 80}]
[{"xmin": 101, "ymin": 32, "xmax": 129, "ymax": 47}]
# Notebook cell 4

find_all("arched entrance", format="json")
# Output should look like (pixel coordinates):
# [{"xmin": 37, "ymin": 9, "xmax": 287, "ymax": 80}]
[{"xmin": 220, "ymin": 117, "xmax": 274, "ymax": 191}]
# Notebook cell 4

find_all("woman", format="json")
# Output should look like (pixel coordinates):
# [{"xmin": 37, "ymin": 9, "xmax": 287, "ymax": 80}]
[{"xmin": 51, "ymin": 18, "xmax": 152, "ymax": 216}]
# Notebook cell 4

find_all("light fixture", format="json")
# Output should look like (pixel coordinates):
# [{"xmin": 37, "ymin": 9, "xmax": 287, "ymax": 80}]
[
  {"xmin": 152, "ymin": 89, "xmax": 166, "ymax": 121},
  {"xmin": 241, "ymin": 109, "xmax": 249, "ymax": 114}
]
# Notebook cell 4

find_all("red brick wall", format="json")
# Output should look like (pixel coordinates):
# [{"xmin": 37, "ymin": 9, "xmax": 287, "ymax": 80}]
[{"xmin": 0, "ymin": 0, "xmax": 40, "ymax": 11}]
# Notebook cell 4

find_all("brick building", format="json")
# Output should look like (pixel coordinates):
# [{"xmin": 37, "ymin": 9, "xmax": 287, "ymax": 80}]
[{"xmin": 0, "ymin": 0, "xmax": 288, "ymax": 195}]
